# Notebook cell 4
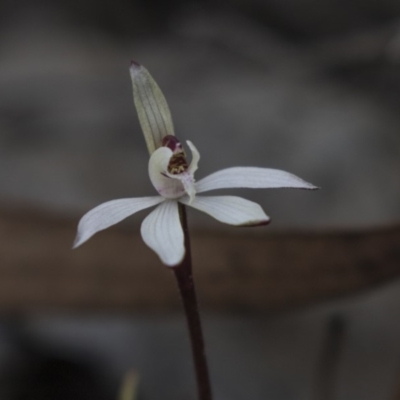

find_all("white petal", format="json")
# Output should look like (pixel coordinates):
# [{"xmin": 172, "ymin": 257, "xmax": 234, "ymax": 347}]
[
  {"xmin": 73, "ymin": 197, "xmax": 164, "ymax": 248},
  {"xmin": 181, "ymin": 195, "xmax": 270, "ymax": 226},
  {"xmin": 195, "ymin": 167, "xmax": 318, "ymax": 193},
  {"xmin": 130, "ymin": 62, "xmax": 175, "ymax": 154},
  {"xmin": 141, "ymin": 200, "xmax": 185, "ymax": 266},
  {"xmin": 187, "ymin": 141, "xmax": 200, "ymax": 174},
  {"xmin": 149, "ymin": 147, "xmax": 185, "ymax": 198}
]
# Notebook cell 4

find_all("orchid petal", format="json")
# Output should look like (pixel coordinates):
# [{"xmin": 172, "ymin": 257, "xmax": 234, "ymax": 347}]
[
  {"xmin": 195, "ymin": 167, "xmax": 318, "ymax": 193},
  {"xmin": 130, "ymin": 62, "xmax": 175, "ymax": 154},
  {"xmin": 141, "ymin": 200, "xmax": 185, "ymax": 266},
  {"xmin": 181, "ymin": 195, "xmax": 270, "ymax": 226},
  {"xmin": 149, "ymin": 147, "xmax": 185, "ymax": 199},
  {"xmin": 73, "ymin": 197, "xmax": 164, "ymax": 248},
  {"xmin": 187, "ymin": 141, "xmax": 200, "ymax": 174}
]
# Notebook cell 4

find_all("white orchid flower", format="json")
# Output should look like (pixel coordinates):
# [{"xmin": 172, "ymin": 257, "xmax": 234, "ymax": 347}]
[
  {"xmin": 73, "ymin": 134, "xmax": 316, "ymax": 266},
  {"xmin": 73, "ymin": 63, "xmax": 317, "ymax": 266}
]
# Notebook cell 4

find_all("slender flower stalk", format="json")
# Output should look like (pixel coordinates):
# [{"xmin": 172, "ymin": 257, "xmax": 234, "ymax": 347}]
[
  {"xmin": 73, "ymin": 62, "xmax": 318, "ymax": 400},
  {"xmin": 175, "ymin": 204, "xmax": 212, "ymax": 400}
]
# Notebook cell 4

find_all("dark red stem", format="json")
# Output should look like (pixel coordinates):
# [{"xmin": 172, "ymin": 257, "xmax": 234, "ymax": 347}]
[{"xmin": 174, "ymin": 204, "xmax": 213, "ymax": 400}]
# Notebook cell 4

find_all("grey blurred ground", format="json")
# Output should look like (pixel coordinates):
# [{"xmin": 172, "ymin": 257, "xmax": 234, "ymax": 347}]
[{"xmin": 0, "ymin": 1, "xmax": 400, "ymax": 399}]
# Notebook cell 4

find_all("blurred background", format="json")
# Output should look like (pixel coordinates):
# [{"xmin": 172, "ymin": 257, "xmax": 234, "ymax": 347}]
[{"xmin": 0, "ymin": 0, "xmax": 400, "ymax": 399}]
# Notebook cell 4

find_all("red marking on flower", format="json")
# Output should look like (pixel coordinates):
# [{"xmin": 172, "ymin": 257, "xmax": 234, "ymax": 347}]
[{"xmin": 162, "ymin": 135, "xmax": 183, "ymax": 153}]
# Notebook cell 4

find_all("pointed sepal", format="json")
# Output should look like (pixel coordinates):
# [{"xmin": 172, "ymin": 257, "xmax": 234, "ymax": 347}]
[{"xmin": 130, "ymin": 62, "xmax": 175, "ymax": 154}]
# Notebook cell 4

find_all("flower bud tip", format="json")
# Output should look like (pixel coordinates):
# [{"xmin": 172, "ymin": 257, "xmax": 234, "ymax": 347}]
[
  {"xmin": 130, "ymin": 60, "xmax": 142, "ymax": 75},
  {"xmin": 130, "ymin": 60, "xmax": 140, "ymax": 67}
]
